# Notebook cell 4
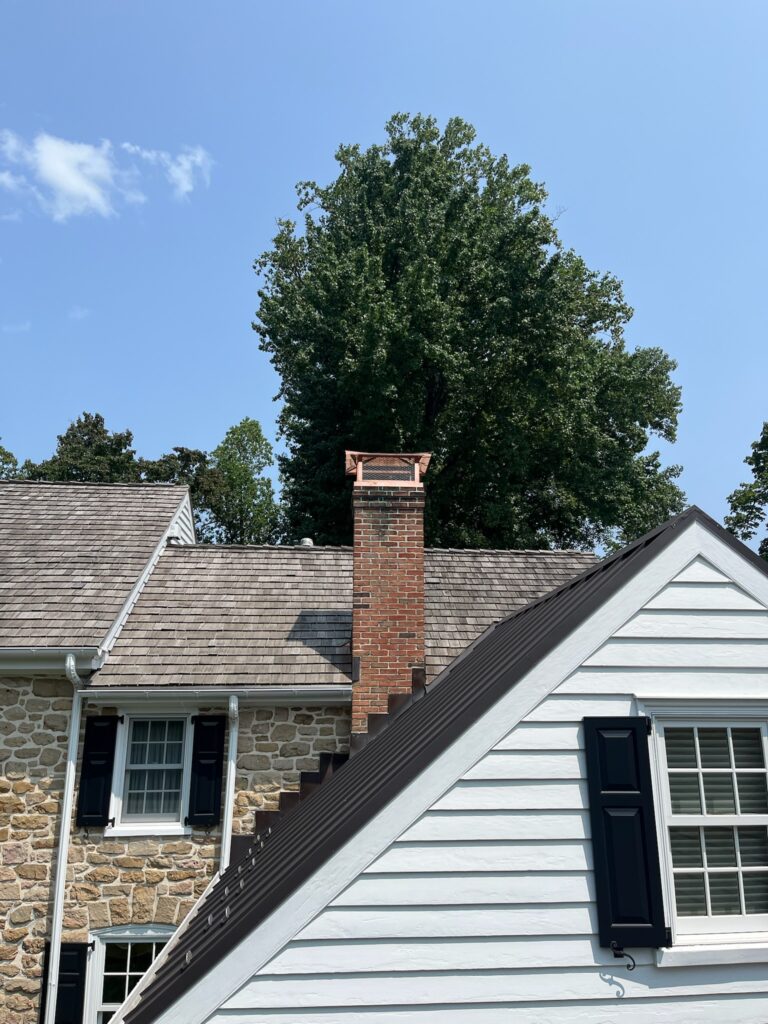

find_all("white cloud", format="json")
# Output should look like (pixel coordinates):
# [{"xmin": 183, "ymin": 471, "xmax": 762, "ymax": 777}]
[
  {"xmin": 121, "ymin": 142, "xmax": 212, "ymax": 200},
  {"xmin": 68, "ymin": 304, "xmax": 91, "ymax": 321},
  {"xmin": 0, "ymin": 129, "xmax": 212, "ymax": 222},
  {"xmin": 2, "ymin": 320, "xmax": 31, "ymax": 334}
]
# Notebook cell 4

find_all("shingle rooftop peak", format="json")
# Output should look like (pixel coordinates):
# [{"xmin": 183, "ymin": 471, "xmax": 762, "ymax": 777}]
[{"xmin": 0, "ymin": 480, "xmax": 189, "ymax": 648}]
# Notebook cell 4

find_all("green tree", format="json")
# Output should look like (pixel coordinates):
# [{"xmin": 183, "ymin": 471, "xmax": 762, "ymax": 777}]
[
  {"xmin": 0, "ymin": 439, "xmax": 17, "ymax": 479},
  {"xmin": 254, "ymin": 113, "xmax": 684, "ymax": 549},
  {"xmin": 139, "ymin": 446, "xmax": 212, "ymax": 537},
  {"xmin": 201, "ymin": 418, "xmax": 279, "ymax": 544},
  {"xmin": 22, "ymin": 412, "xmax": 140, "ymax": 482},
  {"xmin": 726, "ymin": 422, "xmax": 768, "ymax": 559}
]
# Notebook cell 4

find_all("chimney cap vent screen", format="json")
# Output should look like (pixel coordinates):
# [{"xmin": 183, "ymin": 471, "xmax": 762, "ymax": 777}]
[{"xmin": 345, "ymin": 451, "xmax": 431, "ymax": 487}]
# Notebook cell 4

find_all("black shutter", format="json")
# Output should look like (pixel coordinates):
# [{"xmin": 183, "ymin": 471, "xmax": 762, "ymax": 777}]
[
  {"xmin": 584, "ymin": 716, "xmax": 666, "ymax": 948},
  {"xmin": 75, "ymin": 716, "xmax": 119, "ymax": 828},
  {"xmin": 38, "ymin": 942, "xmax": 89, "ymax": 1024},
  {"xmin": 186, "ymin": 715, "xmax": 226, "ymax": 826}
]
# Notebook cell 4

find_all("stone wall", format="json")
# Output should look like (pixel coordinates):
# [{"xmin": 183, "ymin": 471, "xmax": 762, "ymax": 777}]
[
  {"xmin": 0, "ymin": 677, "xmax": 68, "ymax": 1024},
  {"xmin": 0, "ymin": 679, "xmax": 351, "ymax": 1024},
  {"xmin": 233, "ymin": 705, "xmax": 351, "ymax": 833}
]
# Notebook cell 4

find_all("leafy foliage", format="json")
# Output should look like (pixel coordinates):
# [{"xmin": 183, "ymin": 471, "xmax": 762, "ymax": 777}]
[
  {"xmin": 22, "ymin": 412, "xmax": 140, "ymax": 482},
  {"xmin": 0, "ymin": 438, "xmax": 17, "ymax": 479},
  {"xmin": 726, "ymin": 422, "xmax": 768, "ymax": 559},
  {"xmin": 18, "ymin": 412, "xmax": 278, "ymax": 544},
  {"xmin": 254, "ymin": 113, "xmax": 684, "ymax": 548},
  {"xmin": 202, "ymin": 418, "xmax": 279, "ymax": 544}
]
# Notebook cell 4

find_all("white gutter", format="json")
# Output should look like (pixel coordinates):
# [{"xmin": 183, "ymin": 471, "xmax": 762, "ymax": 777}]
[
  {"xmin": 78, "ymin": 685, "xmax": 353, "ymax": 706},
  {"xmin": 44, "ymin": 653, "xmax": 84, "ymax": 1024},
  {"xmin": 0, "ymin": 647, "xmax": 101, "ymax": 676},
  {"xmin": 219, "ymin": 695, "xmax": 239, "ymax": 873}
]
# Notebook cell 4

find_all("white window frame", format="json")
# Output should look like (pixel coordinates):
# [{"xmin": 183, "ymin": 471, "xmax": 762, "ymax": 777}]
[
  {"xmin": 85, "ymin": 925, "xmax": 176, "ymax": 1024},
  {"xmin": 645, "ymin": 700, "xmax": 768, "ymax": 949},
  {"xmin": 105, "ymin": 710, "xmax": 195, "ymax": 837}
]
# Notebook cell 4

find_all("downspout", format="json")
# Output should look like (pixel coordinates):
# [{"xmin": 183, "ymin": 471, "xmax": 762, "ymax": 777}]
[
  {"xmin": 44, "ymin": 654, "xmax": 84, "ymax": 1024},
  {"xmin": 219, "ymin": 695, "xmax": 239, "ymax": 872}
]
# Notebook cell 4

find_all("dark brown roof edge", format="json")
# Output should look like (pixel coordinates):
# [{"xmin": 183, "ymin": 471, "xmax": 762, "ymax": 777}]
[{"xmin": 127, "ymin": 507, "xmax": 765, "ymax": 1024}]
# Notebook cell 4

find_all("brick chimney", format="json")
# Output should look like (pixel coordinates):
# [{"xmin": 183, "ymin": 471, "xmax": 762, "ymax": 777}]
[{"xmin": 346, "ymin": 451, "xmax": 431, "ymax": 734}]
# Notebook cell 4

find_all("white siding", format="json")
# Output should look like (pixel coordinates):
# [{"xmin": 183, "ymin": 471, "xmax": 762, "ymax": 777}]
[{"xmin": 215, "ymin": 558, "xmax": 768, "ymax": 1023}]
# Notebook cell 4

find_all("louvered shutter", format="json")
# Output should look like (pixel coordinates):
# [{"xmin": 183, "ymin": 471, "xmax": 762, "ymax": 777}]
[
  {"xmin": 186, "ymin": 715, "xmax": 226, "ymax": 826},
  {"xmin": 75, "ymin": 716, "xmax": 119, "ymax": 828},
  {"xmin": 584, "ymin": 716, "xmax": 667, "ymax": 948},
  {"xmin": 38, "ymin": 942, "xmax": 89, "ymax": 1024}
]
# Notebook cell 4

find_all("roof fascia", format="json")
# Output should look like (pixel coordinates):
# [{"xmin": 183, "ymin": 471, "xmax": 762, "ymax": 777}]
[
  {"xmin": 132, "ymin": 517, "xmax": 719, "ymax": 1024},
  {"xmin": 0, "ymin": 648, "xmax": 102, "ymax": 677},
  {"xmin": 98, "ymin": 492, "xmax": 194, "ymax": 657},
  {"xmin": 79, "ymin": 685, "xmax": 352, "ymax": 707}
]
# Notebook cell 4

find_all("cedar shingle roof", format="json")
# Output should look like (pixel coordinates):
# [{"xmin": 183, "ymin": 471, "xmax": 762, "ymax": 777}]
[
  {"xmin": 95, "ymin": 545, "xmax": 596, "ymax": 686},
  {"xmin": 0, "ymin": 481, "xmax": 189, "ymax": 649}
]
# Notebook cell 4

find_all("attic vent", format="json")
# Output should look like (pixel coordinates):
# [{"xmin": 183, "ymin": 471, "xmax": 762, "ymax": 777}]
[{"xmin": 362, "ymin": 457, "xmax": 415, "ymax": 482}]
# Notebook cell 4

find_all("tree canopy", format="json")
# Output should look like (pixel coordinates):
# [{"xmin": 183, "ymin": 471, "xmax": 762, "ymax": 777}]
[
  {"xmin": 726, "ymin": 422, "xmax": 768, "ymax": 559},
  {"xmin": 22, "ymin": 412, "xmax": 139, "ymax": 483},
  {"xmin": 254, "ymin": 113, "xmax": 684, "ymax": 549},
  {"xmin": 12, "ymin": 412, "xmax": 278, "ymax": 544}
]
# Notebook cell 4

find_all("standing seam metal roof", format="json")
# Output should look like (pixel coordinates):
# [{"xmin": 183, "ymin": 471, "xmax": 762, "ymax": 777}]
[{"xmin": 126, "ymin": 508, "xmax": 755, "ymax": 1024}]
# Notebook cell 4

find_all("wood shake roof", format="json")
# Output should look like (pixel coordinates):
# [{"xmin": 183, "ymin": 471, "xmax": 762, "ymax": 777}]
[
  {"xmin": 94, "ymin": 545, "xmax": 597, "ymax": 686},
  {"xmin": 0, "ymin": 481, "xmax": 189, "ymax": 649}
]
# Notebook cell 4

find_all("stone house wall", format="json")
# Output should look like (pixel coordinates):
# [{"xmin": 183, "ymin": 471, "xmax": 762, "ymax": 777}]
[{"xmin": 0, "ymin": 677, "xmax": 351, "ymax": 1024}]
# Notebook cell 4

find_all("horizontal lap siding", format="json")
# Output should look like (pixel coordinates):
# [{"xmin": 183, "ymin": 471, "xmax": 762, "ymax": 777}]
[{"xmin": 218, "ymin": 561, "xmax": 768, "ymax": 1023}]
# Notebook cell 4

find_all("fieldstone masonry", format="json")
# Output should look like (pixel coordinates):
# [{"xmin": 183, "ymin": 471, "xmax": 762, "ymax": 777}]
[{"xmin": 0, "ymin": 677, "xmax": 351, "ymax": 1024}]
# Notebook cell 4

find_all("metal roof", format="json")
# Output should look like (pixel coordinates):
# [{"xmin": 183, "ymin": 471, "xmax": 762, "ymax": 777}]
[{"xmin": 126, "ymin": 507, "xmax": 755, "ymax": 1024}]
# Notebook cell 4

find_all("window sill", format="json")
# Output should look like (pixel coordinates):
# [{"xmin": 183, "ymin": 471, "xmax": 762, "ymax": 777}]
[
  {"xmin": 656, "ymin": 941, "xmax": 768, "ymax": 967},
  {"xmin": 103, "ymin": 824, "xmax": 192, "ymax": 839}
]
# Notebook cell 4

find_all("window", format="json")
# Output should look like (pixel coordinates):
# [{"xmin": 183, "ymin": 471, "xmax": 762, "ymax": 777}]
[
  {"xmin": 108, "ymin": 715, "xmax": 193, "ymax": 834},
  {"xmin": 88, "ymin": 927, "xmax": 173, "ymax": 1024},
  {"xmin": 660, "ymin": 722, "xmax": 768, "ymax": 936}
]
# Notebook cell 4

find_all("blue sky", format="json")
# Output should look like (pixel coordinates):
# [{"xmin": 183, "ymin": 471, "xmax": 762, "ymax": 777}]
[{"xmin": 1, "ymin": 1, "xmax": 766, "ymax": 529}]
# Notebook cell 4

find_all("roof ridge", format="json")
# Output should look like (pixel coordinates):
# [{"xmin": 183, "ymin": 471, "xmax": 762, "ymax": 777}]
[{"xmin": 0, "ymin": 479, "xmax": 188, "ymax": 489}]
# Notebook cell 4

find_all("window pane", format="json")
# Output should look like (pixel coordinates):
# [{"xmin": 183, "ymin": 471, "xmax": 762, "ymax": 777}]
[
  {"xmin": 165, "ymin": 742, "xmax": 183, "ymax": 766},
  {"xmin": 102, "ymin": 975, "xmax": 126, "ymax": 1003},
  {"xmin": 128, "ymin": 974, "xmax": 143, "ymax": 993},
  {"xmin": 145, "ymin": 789, "xmax": 163, "ymax": 814},
  {"xmin": 670, "ymin": 828, "xmax": 703, "ymax": 867},
  {"xmin": 744, "ymin": 873, "xmax": 768, "ymax": 914},
  {"xmin": 665, "ymin": 728, "xmax": 697, "ymax": 768},
  {"xmin": 104, "ymin": 944, "xmax": 129, "ymax": 973},
  {"xmin": 167, "ymin": 720, "xmax": 183, "ymax": 743},
  {"xmin": 737, "ymin": 774, "xmax": 768, "ymax": 814},
  {"xmin": 149, "ymin": 720, "xmax": 166, "ymax": 743},
  {"xmin": 129, "ymin": 943, "xmax": 154, "ymax": 973},
  {"xmin": 125, "ymin": 790, "xmax": 144, "ymax": 815},
  {"xmin": 669, "ymin": 774, "xmax": 702, "ymax": 813},
  {"xmin": 699, "ymin": 729, "xmax": 731, "ymax": 768},
  {"xmin": 131, "ymin": 720, "xmax": 149, "ymax": 743},
  {"xmin": 162, "ymin": 790, "xmax": 180, "ymax": 815},
  {"xmin": 732, "ymin": 729, "xmax": 765, "ymax": 769},
  {"xmin": 704, "ymin": 827, "xmax": 737, "ymax": 867},
  {"xmin": 708, "ymin": 872, "xmax": 742, "ymax": 915},
  {"xmin": 703, "ymin": 774, "xmax": 736, "ymax": 814},
  {"xmin": 738, "ymin": 827, "xmax": 768, "ymax": 867},
  {"xmin": 674, "ymin": 873, "xmax": 707, "ymax": 915},
  {"xmin": 130, "ymin": 742, "xmax": 147, "ymax": 766}
]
